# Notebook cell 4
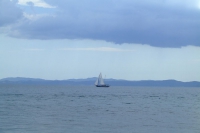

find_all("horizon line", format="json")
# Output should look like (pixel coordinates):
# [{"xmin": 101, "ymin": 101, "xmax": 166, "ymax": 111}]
[{"xmin": 0, "ymin": 77, "xmax": 200, "ymax": 82}]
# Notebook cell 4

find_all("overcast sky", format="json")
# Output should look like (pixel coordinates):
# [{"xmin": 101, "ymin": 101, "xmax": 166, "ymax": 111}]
[{"xmin": 0, "ymin": 0, "xmax": 200, "ymax": 81}]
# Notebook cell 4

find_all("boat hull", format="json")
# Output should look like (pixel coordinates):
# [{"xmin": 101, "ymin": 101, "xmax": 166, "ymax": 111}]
[{"xmin": 96, "ymin": 85, "xmax": 110, "ymax": 87}]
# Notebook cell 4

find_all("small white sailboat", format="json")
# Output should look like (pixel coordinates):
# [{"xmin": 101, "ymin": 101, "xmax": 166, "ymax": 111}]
[{"xmin": 95, "ymin": 73, "xmax": 110, "ymax": 87}]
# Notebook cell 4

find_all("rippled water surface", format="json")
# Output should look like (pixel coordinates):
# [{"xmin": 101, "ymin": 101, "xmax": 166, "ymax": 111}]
[{"xmin": 0, "ymin": 85, "xmax": 200, "ymax": 133}]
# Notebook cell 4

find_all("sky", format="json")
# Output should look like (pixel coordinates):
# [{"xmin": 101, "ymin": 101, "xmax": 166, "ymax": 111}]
[{"xmin": 0, "ymin": 0, "xmax": 200, "ymax": 81}]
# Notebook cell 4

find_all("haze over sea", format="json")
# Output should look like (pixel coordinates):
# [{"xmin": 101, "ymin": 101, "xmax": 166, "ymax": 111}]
[{"xmin": 0, "ymin": 85, "xmax": 200, "ymax": 133}]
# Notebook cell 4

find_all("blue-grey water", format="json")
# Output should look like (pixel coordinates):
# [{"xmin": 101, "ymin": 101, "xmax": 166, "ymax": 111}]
[{"xmin": 0, "ymin": 85, "xmax": 200, "ymax": 133}]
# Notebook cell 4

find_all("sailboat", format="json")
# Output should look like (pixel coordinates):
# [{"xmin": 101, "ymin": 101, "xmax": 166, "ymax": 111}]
[{"xmin": 95, "ymin": 73, "xmax": 110, "ymax": 87}]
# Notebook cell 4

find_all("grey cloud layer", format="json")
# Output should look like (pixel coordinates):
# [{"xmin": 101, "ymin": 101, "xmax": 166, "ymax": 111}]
[
  {"xmin": 0, "ymin": 0, "xmax": 23, "ymax": 26},
  {"xmin": 1, "ymin": 0, "xmax": 200, "ymax": 47}
]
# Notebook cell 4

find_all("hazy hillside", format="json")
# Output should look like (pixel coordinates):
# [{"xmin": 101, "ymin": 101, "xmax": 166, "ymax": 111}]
[{"xmin": 0, "ymin": 77, "xmax": 200, "ymax": 87}]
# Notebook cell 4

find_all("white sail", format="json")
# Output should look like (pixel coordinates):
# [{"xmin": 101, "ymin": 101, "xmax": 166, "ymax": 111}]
[
  {"xmin": 95, "ymin": 73, "xmax": 109, "ymax": 87},
  {"xmin": 95, "ymin": 78, "xmax": 98, "ymax": 85},
  {"xmin": 99, "ymin": 73, "xmax": 105, "ymax": 85},
  {"xmin": 95, "ymin": 73, "xmax": 105, "ymax": 85}
]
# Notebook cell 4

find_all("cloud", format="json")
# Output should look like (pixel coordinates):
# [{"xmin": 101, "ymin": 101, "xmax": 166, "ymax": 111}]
[
  {"xmin": 0, "ymin": 0, "xmax": 23, "ymax": 26},
  {"xmin": 1, "ymin": 0, "xmax": 200, "ymax": 47},
  {"xmin": 18, "ymin": 0, "xmax": 55, "ymax": 8},
  {"xmin": 59, "ymin": 47, "xmax": 134, "ymax": 52}
]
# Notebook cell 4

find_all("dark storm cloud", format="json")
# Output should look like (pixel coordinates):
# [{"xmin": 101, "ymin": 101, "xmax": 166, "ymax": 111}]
[
  {"xmin": 0, "ymin": 0, "xmax": 23, "ymax": 26},
  {"xmin": 4, "ymin": 0, "xmax": 200, "ymax": 47}
]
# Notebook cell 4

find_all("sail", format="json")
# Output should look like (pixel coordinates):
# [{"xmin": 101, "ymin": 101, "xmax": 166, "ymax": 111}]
[
  {"xmin": 99, "ymin": 73, "xmax": 105, "ymax": 85},
  {"xmin": 95, "ymin": 78, "xmax": 98, "ymax": 85},
  {"xmin": 95, "ymin": 73, "xmax": 109, "ymax": 87},
  {"xmin": 95, "ymin": 73, "xmax": 105, "ymax": 85}
]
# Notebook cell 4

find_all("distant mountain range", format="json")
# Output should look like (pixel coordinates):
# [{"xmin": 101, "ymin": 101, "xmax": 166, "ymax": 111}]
[{"xmin": 0, "ymin": 77, "xmax": 200, "ymax": 87}]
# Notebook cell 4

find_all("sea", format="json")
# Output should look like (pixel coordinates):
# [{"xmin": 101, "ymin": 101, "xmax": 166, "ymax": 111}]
[{"xmin": 0, "ymin": 85, "xmax": 200, "ymax": 133}]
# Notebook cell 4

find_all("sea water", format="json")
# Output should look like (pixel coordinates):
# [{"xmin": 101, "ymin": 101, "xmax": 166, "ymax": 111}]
[{"xmin": 0, "ymin": 85, "xmax": 200, "ymax": 133}]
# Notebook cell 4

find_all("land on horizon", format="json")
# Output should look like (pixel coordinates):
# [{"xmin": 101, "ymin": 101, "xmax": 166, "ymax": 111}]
[{"xmin": 0, "ymin": 77, "xmax": 200, "ymax": 87}]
